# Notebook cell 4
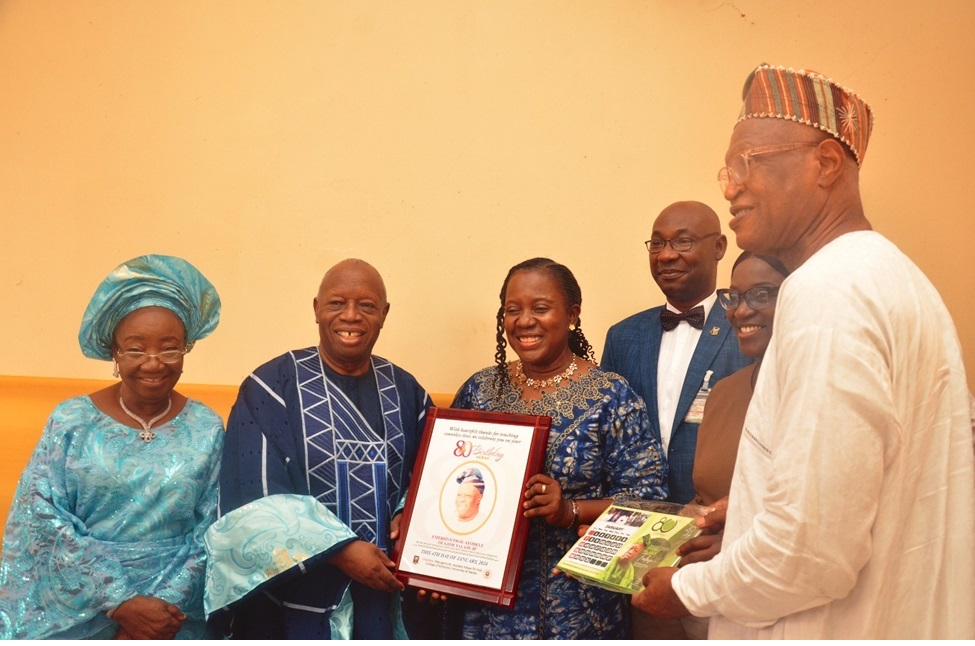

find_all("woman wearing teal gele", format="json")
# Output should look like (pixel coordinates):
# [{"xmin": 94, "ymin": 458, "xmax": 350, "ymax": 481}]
[{"xmin": 0, "ymin": 255, "xmax": 223, "ymax": 639}]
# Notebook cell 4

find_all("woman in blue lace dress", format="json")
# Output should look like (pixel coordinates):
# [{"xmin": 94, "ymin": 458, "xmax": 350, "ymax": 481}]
[
  {"xmin": 448, "ymin": 257, "xmax": 668, "ymax": 639},
  {"xmin": 0, "ymin": 255, "xmax": 223, "ymax": 640}
]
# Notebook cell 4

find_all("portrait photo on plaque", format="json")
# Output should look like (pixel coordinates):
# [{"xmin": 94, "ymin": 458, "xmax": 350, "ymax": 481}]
[
  {"xmin": 392, "ymin": 407, "xmax": 549, "ymax": 607},
  {"xmin": 442, "ymin": 464, "xmax": 497, "ymax": 535}
]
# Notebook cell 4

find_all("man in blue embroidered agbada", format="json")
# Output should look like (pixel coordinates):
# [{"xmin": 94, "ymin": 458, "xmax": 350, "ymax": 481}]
[{"xmin": 206, "ymin": 259, "xmax": 433, "ymax": 639}]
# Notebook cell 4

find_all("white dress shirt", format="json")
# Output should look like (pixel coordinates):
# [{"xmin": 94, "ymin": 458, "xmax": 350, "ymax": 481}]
[{"xmin": 656, "ymin": 292, "xmax": 716, "ymax": 454}]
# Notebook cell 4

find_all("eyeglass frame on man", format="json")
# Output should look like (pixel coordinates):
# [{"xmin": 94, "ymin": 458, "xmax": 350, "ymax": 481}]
[
  {"xmin": 717, "ymin": 142, "xmax": 820, "ymax": 192},
  {"xmin": 114, "ymin": 349, "xmax": 188, "ymax": 364},
  {"xmin": 645, "ymin": 232, "xmax": 721, "ymax": 254},
  {"xmin": 716, "ymin": 285, "xmax": 780, "ymax": 311}
]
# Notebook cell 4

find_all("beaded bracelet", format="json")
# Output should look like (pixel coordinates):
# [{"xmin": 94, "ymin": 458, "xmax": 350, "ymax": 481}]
[{"xmin": 567, "ymin": 499, "xmax": 580, "ymax": 531}]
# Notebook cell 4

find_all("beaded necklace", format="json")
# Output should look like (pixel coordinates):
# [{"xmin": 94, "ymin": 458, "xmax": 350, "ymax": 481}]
[{"xmin": 512, "ymin": 357, "xmax": 578, "ymax": 389}]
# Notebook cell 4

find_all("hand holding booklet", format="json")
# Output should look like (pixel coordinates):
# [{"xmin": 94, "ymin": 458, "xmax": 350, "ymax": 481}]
[{"xmin": 556, "ymin": 501, "xmax": 706, "ymax": 594}]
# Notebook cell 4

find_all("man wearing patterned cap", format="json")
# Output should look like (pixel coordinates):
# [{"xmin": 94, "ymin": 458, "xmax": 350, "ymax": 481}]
[
  {"xmin": 207, "ymin": 259, "xmax": 434, "ymax": 640},
  {"xmin": 633, "ymin": 64, "xmax": 975, "ymax": 639}
]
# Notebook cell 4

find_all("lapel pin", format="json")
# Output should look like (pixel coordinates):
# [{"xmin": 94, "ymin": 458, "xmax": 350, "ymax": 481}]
[{"xmin": 709, "ymin": 326, "xmax": 720, "ymax": 336}]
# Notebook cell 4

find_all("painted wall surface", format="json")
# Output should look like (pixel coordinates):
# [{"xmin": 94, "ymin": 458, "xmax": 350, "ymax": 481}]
[{"xmin": 2, "ymin": 1, "xmax": 973, "ymax": 394}]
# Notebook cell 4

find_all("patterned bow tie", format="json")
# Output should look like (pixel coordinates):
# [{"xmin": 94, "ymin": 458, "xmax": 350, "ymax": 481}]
[{"xmin": 660, "ymin": 305, "xmax": 705, "ymax": 331}]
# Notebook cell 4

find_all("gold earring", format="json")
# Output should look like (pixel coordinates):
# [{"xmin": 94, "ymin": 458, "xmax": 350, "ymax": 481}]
[{"xmin": 113, "ymin": 361, "xmax": 120, "ymax": 378}]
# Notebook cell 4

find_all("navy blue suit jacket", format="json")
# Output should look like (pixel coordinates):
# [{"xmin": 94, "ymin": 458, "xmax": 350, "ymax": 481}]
[{"xmin": 601, "ymin": 304, "xmax": 751, "ymax": 504}]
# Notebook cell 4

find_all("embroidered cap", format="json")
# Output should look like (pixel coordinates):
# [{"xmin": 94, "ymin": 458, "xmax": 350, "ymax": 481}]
[
  {"xmin": 737, "ymin": 63, "xmax": 874, "ymax": 166},
  {"xmin": 456, "ymin": 467, "xmax": 486, "ymax": 494},
  {"xmin": 78, "ymin": 254, "xmax": 221, "ymax": 360}
]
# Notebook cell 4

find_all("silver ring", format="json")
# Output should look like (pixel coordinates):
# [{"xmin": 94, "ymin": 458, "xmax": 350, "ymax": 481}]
[{"xmin": 542, "ymin": 484, "xmax": 547, "ymax": 494}]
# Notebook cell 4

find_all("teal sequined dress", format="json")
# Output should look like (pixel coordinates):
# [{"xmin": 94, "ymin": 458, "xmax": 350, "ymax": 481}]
[
  {"xmin": 450, "ymin": 365, "xmax": 668, "ymax": 639},
  {"xmin": 0, "ymin": 396, "xmax": 223, "ymax": 639}
]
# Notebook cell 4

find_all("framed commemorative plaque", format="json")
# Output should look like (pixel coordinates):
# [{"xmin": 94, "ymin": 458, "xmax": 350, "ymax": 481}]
[{"xmin": 392, "ymin": 407, "xmax": 550, "ymax": 608}]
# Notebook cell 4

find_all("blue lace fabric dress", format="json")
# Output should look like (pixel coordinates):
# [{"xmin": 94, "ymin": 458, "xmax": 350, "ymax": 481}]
[
  {"xmin": 450, "ymin": 364, "xmax": 668, "ymax": 639},
  {"xmin": 0, "ymin": 396, "xmax": 224, "ymax": 639}
]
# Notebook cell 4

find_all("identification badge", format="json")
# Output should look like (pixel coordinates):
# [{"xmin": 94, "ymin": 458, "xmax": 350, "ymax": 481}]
[{"xmin": 683, "ymin": 370, "xmax": 713, "ymax": 424}]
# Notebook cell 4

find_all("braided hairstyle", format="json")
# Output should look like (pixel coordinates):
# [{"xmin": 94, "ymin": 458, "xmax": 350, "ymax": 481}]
[{"xmin": 493, "ymin": 257, "xmax": 596, "ymax": 391}]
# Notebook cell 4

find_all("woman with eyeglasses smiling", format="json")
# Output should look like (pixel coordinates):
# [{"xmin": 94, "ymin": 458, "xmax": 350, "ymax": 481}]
[
  {"xmin": 675, "ymin": 250, "xmax": 789, "ymax": 554},
  {"xmin": 662, "ymin": 251, "xmax": 788, "ymax": 638},
  {"xmin": 0, "ymin": 255, "xmax": 223, "ymax": 640}
]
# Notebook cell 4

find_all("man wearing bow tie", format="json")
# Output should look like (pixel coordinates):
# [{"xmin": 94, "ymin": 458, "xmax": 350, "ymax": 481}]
[{"xmin": 602, "ymin": 200, "xmax": 750, "ymax": 504}]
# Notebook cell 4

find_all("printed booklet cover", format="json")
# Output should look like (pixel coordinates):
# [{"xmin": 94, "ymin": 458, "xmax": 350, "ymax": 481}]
[{"xmin": 557, "ymin": 501, "xmax": 706, "ymax": 594}]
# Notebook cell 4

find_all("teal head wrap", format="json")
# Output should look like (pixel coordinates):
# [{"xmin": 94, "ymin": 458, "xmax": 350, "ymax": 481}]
[{"xmin": 78, "ymin": 255, "xmax": 221, "ymax": 360}]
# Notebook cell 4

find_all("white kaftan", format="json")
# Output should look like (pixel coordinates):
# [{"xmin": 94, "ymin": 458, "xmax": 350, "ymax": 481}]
[{"xmin": 672, "ymin": 231, "xmax": 975, "ymax": 639}]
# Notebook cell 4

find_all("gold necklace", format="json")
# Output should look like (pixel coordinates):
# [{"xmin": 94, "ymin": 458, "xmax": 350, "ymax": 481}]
[
  {"xmin": 119, "ymin": 396, "xmax": 172, "ymax": 443},
  {"xmin": 512, "ymin": 357, "xmax": 578, "ymax": 389}
]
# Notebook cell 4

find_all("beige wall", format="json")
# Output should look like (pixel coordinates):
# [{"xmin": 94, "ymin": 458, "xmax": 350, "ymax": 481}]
[{"xmin": 2, "ymin": 1, "xmax": 973, "ymax": 394}]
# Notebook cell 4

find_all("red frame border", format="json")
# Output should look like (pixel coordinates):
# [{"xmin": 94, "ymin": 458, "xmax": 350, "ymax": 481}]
[{"xmin": 392, "ymin": 406, "xmax": 550, "ymax": 608}]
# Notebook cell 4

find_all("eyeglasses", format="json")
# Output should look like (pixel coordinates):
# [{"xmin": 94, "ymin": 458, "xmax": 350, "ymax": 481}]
[
  {"xmin": 718, "ymin": 142, "xmax": 819, "ymax": 192},
  {"xmin": 717, "ymin": 285, "xmax": 780, "ymax": 311},
  {"xmin": 645, "ymin": 232, "xmax": 720, "ymax": 254},
  {"xmin": 115, "ymin": 349, "xmax": 187, "ymax": 364}
]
